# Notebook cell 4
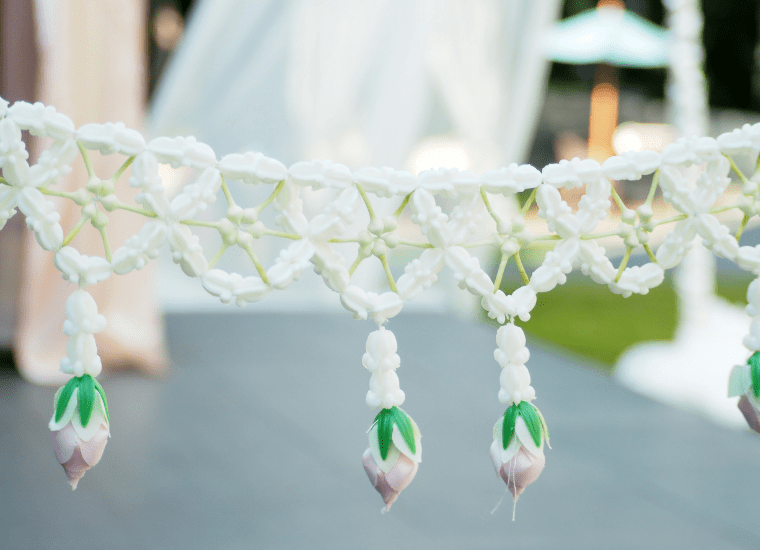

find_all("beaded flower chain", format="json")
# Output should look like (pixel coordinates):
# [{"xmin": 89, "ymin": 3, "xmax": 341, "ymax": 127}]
[{"xmin": 4, "ymin": 97, "xmax": 760, "ymax": 509}]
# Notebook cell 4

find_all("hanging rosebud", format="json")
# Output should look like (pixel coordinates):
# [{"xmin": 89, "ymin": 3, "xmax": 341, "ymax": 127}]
[
  {"xmin": 362, "ymin": 406, "xmax": 421, "ymax": 511},
  {"xmin": 729, "ymin": 351, "xmax": 760, "ymax": 433},
  {"xmin": 490, "ymin": 401, "xmax": 549, "ymax": 502},
  {"xmin": 49, "ymin": 374, "xmax": 110, "ymax": 489}
]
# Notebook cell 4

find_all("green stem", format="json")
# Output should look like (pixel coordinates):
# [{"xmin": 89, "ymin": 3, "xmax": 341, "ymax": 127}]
[
  {"xmin": 580, "ymin": 230, "xmax": 623, "ymax": 240},
  {"xmin": 397, "ymin": 240, "xmax": 434, "ymax": 248},
  {"xmin": 379, "ymin": 254, "xmax": 398, "ymax": 293},
  {"xmin": 615, "ymin": 247, "xmax": 632, "ymax": 283},
  {"xmin": 609, "ymin": 184, "xmax": 627, "ymax": 213},
  {"xmin": 182, "ymin": 218, "xmax": 221, "ymax": 228},
  {"xmin": 220, "ymin": 175, "xmax": 235, "ymax": 207},
  {"xmin": 328, "ymin": 237, "xmax": 360, "ymax": 244},
  {"xmin": 243, "ymin": 244, "xmax": 269, "ymax": 284},
  {"xmin": 520, "ymin": 187, "xmax": 538, "ymax": 216},
  {"xmin": 0, "ymin": 176, "xmax": 7, "ymax": 184},
  {"xmin": 493, "ymin": 253, "xmax": 510, "ymax": 292},
  {"xmin": 644, "ymin": 170, "xmax": 660, "ymax": 206},
  {"xmin": 653, "ymin": 214, "xmax": 689, "ymax": 226},
  {"xmin": 643, "ymin": 243, "xmax": 657, "ymax": 264},
  {"xmin": 208, "ymin": 243, "xmax": 229, "ymax": 269},
  {"xmin": 62, "ymin": 215, "xmax": 88, "ymax": 247},
  {"xmin": 38, "ymin": 187, "xmax": 80, "ymax": 200},
  {"xmin": 349, "ymin": 253, "xmax": 366, "ymax": 276},
  {"xmin": 113, "ymin": 202, "xmax": 158, "ymax": 218},
  {"xmin": 262, "ymin": 229, "xmax": 302, "ymax": 240},
  {"xmin": 77, "ymin": 142, "xmax": 95, "ymax": 178},
  {"xmin": 97, "ymin": 225, "xmax": 112, "ymax": 262},
  {"xmin": 254, "ymin": 180, "xmax": 285, "ymax": 216},
  {"xmin": 480, "ymin": 188, "xmax": 502, "ymax": 225},
  {"xmin": 393, "ymin": 193, "xmax": 412, "ymax": 218},
  {"xmin": 355, "ymin": 183, "xmax": 376, "ymax": 221},
  {"xmin": 513, "ymin": 251, "xmax": 529, "ymax": 285},
  {"xmin": 725, "ymin": 153, "xmax": 750, "ymax": 185},
  {"xmin": 710, "ymin": 203, "xmax": 742, "ymax": 215},
  {"xmin": 736, "ymin": 214, "xmax": 750, "ymax": 242},
  {"xmin": 110, "ymin": 156, "xmax": 135, "ymax": 183}
]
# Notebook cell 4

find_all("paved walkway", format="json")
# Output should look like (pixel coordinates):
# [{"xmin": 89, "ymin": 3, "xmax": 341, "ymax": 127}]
[{"xmin": 2, "ymin": 313, "xmax": 760, "ymax": 549}]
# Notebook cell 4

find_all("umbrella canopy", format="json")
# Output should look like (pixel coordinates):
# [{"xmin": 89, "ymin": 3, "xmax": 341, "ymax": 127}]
[{"xmin": 544, "ymin": 7, "xmax": 670, "ymax": 68}]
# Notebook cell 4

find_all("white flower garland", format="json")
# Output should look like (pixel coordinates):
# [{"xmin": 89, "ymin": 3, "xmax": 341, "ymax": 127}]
[{"xmin": 5, "ymin": 88, "xmax": 760, "ymax": 506}]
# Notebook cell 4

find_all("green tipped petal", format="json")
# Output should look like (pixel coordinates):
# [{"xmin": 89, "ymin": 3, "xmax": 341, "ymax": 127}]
[
  {"xmin": 502, "ymin": 401, "xmax": 547, "ymax": 450},
  {"xmin": 749, "ymin": 352, "xmax": 760, "ymax": 399}
]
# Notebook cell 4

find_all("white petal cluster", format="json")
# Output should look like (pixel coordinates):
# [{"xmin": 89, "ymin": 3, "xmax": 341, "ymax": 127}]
[
  {"xmin": 363, "ymin": 328, "xmax": 405, "ymax": 410},
  {"xmin": 60, "ymin": 290, "xmax": 107, "ymax": 377},
  {"xmin": 54, "ymin": 247, "xmax": 112, "ymax": 286},
  {"xmin": 77, "ymin": 122, "xmax": 146, "ymax": 156},
  {"xmin": 340, "ymin": 286, "xmax": 403, "ymax": 325},
  {"xmin": 494, "ymin": 324, "xmax": 535, "ymax": 406},
  {"xmin": 742, "ymin": 278, "xmax": 760, "ymax": 352}
]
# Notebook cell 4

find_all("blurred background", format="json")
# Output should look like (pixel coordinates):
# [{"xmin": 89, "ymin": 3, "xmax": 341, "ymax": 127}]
[{"xmin": 3, "ymin": 1, "xmax": 760, "ymax": 548}]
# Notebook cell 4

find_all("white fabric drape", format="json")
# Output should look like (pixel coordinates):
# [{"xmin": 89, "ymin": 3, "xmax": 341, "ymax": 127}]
[
  {"xmin": 151, "ymin": 0, "xmax": 561, "ymax": 170},
  {"xmin": 150, "ymin": 0, "xmax": 561, "ymax": 313}
]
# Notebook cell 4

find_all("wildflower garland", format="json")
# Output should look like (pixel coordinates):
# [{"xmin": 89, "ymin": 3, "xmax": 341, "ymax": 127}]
[{"xmin": 4, "ymin": 95, "xmax": 760, "ymax": 509}]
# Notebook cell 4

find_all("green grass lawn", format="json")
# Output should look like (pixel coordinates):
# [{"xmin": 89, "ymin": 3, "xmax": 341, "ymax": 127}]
[{"xmin": 490, "ymin": 271, "xmax": 753, "ymax": 372}]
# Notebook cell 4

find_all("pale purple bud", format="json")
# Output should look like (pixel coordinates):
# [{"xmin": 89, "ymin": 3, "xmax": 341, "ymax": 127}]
[
  {"xmin": 738, "ymin": 394, "xmax": 760, "ymax": 434},
  {"xmin": 490, "ymin": 445, "xmax": 545, "ymax": 500},
  {"xmin": 362, "ymin": 448, "xmax": 418, "ymax": 511},
  {"xmin": 51, "ymin": 422, "xmax": 109, "ymax": 489}
]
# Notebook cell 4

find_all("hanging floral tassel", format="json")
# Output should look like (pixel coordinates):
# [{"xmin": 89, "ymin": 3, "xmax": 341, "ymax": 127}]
[
  {"xmin": 361, "ymin": 327, "xmax": 421, "ymax": 510},
  {"xmin": 729, "ymin": 278, "xmax": 760, "ymax": 432},
  {"xmin": 490, "ymin": 323, "xmax": 549, "ymax": 505},
  {"xmin": 49, "ymin": 289, "xmax": 110, "ymax": 489}
]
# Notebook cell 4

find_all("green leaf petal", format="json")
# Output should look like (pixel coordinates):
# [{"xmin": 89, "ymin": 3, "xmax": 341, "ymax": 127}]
[
  {"xmin": 78, "ymin": 375, "xmax": 95, "ymax": 428},
  {"xmin": 518, "ymin": 401, "xmax": 543, "ymax": 448},
  {"xmin": 55, "ymin": 377, "xmax": 79, "ymax": 423},
  {"xmin": 93, "ymin": 378, "xmax": 109, "ymax": 423},
  {"xmin": 502, "ymin": 403, "xmax": 519, "ymax": 450},
  {"xmin": 377, "ymin": 409, "xmax": 394, "ymax": 461},
  {"xmin": 390, "ymin": 407, "xmax": 416, "ymax": 455},
  {"xmin": 749, "ymin": 352, "xmax": 760, "ymax": 399}
]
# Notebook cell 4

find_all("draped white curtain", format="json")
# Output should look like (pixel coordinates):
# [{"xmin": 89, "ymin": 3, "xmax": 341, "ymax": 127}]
[{"xmin": 151, "ymin": 0, "xmax": 561, "ymax": 170}]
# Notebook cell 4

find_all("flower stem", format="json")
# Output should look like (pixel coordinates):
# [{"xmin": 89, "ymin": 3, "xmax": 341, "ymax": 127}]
[
  {"xmin": 615, "ymin": 246, "xmax": 632, "ymax": 283},
  {"xmin": 379, "ymin": 254, "xmax": 398, "ymax": 293},
  {"xmin": 254, "ymin": 180, "xmax": 285, "ymax": 216},
  {"xmin": 513, "ymin": 251, "xmax": 529, "ymax": 285},
  {"xmin": 493, "ymin": 253, "xmax": 510, "ymax": 292},
  {"xmin": 393, "ymin": 192, "xmax": 412, "ymax": 218},
  {"xmin": 77, "ymin": 142, "xmax": 95, "ymax": 179}
]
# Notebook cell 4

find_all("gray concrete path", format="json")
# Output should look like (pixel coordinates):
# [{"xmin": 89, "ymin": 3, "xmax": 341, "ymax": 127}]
[{"xmin": 2, "ymin": 313, "xmax": 760, "ymax": 549}]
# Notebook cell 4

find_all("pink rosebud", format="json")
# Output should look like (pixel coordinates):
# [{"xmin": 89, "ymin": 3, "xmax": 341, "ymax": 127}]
[
  {"xmin": 490, "ymin": 444, "xmax": 545, "ymax": 499},
  {"xmin": 49, "ymin": 375, "xmax": 110, "ymax": 489},
  {"xmin": 362, "ymin": 448, "xmax": 418, "ymax": 511},
  {"xmin": 51, "ymin": 422, "xmax": 110, "ymax": 489},
  {"xmin": 738, "ymin": 394, "xmax": 760, "ymax": 434},
  {"xmin": 362, "ymin": 406, "xmax": 422, "ymax": 511},
  {"xmin": 491, "ymin": 401, "xmax": 549, "ymax": 503}
]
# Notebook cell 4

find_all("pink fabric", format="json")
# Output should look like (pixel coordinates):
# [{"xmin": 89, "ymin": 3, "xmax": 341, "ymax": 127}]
[
  {"xmin": 14, "ymin": 0, "xmax": 166, "ymax": 386},
  {"xmin": 51, "ymin": 422, "xmax": 109, "ymax": 489},
  {"xmin": 738, "ymin": 395, "xmax": 760, "ymax": 434},
  {"xmin": 492, "ymin": 446, "xmax": 545, "ymax": 499},
  {"xmin": 362, "ymin": 448, "xmax": 419, "ymax": 511}
]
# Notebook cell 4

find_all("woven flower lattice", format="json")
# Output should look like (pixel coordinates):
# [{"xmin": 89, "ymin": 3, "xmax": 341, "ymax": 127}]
[{"xmin": 4, "ymin": 95, "xmax": 760, "ymax": 508}]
